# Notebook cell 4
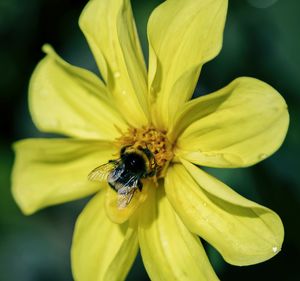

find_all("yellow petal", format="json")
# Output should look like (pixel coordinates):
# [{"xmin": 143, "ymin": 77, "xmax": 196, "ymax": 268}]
[
  {"xmin": 138, "ymin": 183, "xmax": 219, "ymax": 281},
  {"xmin": 105, "ymin": 180, "xmax": 149, "ymax": 224},
  {"xmin": 12, "ymin": 138, "xmax": 115, "ymax": 214},
  {"xmin": 174, "ymin": 77, "xmax": 289, "ymax": 167},
  {"xmin": 148, "ymin": 0, "xmax": 228, "ymax": 129},
  {"xmin": 71, "ymin": 191, "xmax": 138, "ymax": 281},
  {"xmin": 29, "ymin": 45, "xmax": 127, "ymax": 140},
  {"xmin": 79, "ymin": 0, "xmax": 149, "ymax": 127},
  {"xmin": 165, "ymin": 161, "xmax": 284, "ymax": 266}
]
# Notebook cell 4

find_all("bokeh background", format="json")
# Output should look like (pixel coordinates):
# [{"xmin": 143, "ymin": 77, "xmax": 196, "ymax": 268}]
[{"xmin": 0, "ymin": 0, "xmax": 299, "ymax": 280}]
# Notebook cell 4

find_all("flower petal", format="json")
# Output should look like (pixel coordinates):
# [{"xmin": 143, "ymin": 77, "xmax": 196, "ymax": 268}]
[
  {"xmin": 174, "ymin": 77, "xmax": 289, "ymax": 167},
  {"xmin": 12, "ymin": 138, "xmax": 115, "ymax": 214},
  {"xmin": 138, "ymin": 183, "xmax": 219, "ymax": 281},
  {"xmin": 79, "ymin": 0, "xmax": 149, "ymax": 127},
  {"xmin": 71, "ymin": 191, "xmax": 138, "ymax": 281},
  {"xmin": 165, "ymin": 161, "xmax": 284, "ymax": 266},
  {"xmin": 105, "ymin": 180, "xmax": 150, "ymax": 224},
  {"xmin": 29, "ymin": 45, "xmax": 126, "ymax": 140},
  {"xmin": 148, "ymin": 0, "xmax": 228, "ymax": 129}
]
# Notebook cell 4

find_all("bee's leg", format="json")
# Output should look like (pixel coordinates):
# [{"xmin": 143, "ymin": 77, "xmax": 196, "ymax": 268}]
[
  {"xmin": 137, "ymin": 181, "xmax": 143, "ymax": 191},
  {"xmin": 108, "ymin": 182, "xmax": 115, "ymax": 190}
]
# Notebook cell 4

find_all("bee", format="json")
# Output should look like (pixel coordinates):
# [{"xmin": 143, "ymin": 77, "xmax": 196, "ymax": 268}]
[{"xmin": 88, "ymin": 146, "xmax": 156, "ymax": 208}]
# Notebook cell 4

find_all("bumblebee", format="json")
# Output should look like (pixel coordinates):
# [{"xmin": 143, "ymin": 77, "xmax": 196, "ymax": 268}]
[{"xmin": 88, "ymin": 146, "xmax": 156, "ymax": 208}]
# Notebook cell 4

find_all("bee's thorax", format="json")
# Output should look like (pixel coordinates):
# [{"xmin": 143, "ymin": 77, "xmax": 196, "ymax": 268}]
[{"xmin": 122, "ymin": 152, "xmax": 146, "ymax": 175}]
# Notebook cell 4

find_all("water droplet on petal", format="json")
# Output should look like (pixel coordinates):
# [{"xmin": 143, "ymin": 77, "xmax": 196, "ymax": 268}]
[
  {"xmin": 49, "ymin": 119, "xmax": 58, "ymax": 127},
  {"xmin": 272, "ymin": 246, "xmax": 278, "ymax": 253},
  {"xmin": 41, "ymin": 90, "xmax": 48, "ymax": 97},
  {"xmin": 203, "ymin": 202, "xmax": 207, "ymax": 207},
  {"xmin": 162, "ymin": 239, "xmax": 169, "ymax": 247},
  {"xmin": 121, "ymin": 90, "xmax": 126, "ymax": 96},
  {"xmin": 114, "ymin": 71, "xmax": 121, "ymax": 78},
  {"xmin": 259, "ymin": 153, "xmax": 268, "ymax": 160}
]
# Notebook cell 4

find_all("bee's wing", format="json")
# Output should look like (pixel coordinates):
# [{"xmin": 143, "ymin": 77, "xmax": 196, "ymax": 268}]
[
  {"xmin": 88, "ymin": 161, "xmax": 118, "ymax": 182},
  {"xmin": 117, "ymin": 191, "xmax": 135, "ymax": 209},
  {"xmin": 108, "ymin": 163, "xmax": 124, "ymax": 182},
  {"xmin": 116, "ymin": 177, "xmax": 139, "ymax": 209}
]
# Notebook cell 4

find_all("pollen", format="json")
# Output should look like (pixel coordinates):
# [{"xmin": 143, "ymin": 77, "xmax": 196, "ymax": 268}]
[{"xmin": 116, "ymin": 126, "xmax": 174, "ymax": 177}]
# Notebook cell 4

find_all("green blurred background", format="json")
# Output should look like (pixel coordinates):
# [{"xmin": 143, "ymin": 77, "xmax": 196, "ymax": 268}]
[{"xmin": 0, "ymin": 0, "xmax": 299, "ymax": 280}]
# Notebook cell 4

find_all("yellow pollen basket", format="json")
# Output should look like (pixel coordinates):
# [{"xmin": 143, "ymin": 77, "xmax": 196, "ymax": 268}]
[{"xmin": 116, "ymin": 126, "xmax": 174, "ymax": 177}]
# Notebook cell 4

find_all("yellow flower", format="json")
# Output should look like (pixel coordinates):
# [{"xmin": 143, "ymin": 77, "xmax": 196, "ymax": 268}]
[{"xmin": 12, "ymin": 0, "xmax": 289, "ymax": 280}]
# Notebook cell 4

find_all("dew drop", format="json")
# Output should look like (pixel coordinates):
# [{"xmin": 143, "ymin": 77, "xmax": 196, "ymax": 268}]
[
  {"xmin": 259, "ymin": 153, "xmax": 268, "ymax": 160},
  {"xmin": 162, "ymin": 239, "xmax": 169, "ymax": 247},
  {"xmin": 49, "ymin": 119, "xmax": 59, "ymax": 127},
  {"xmin": 40, "ymin": 90, "xmax": 48, "ymax": 97},
  {"xmin": 121, "ymin": 90, "xmax": 126, "ymax": 96},
  {"xmin": 203, "ymin": 202, "xmax": 207, "ymax": 207},
  {"xmin": 272, "ymin": 246, "xmax": 278, "ymax": 253},
  {"xmin": 114, "ymin": 71, "xmax": 121, "ymax": 78}
]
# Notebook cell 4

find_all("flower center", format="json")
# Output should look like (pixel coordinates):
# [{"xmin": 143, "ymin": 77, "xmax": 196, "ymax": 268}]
[{"xmin": 116, "ymin": 126, "xmax": 174, "ymax": 178}]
